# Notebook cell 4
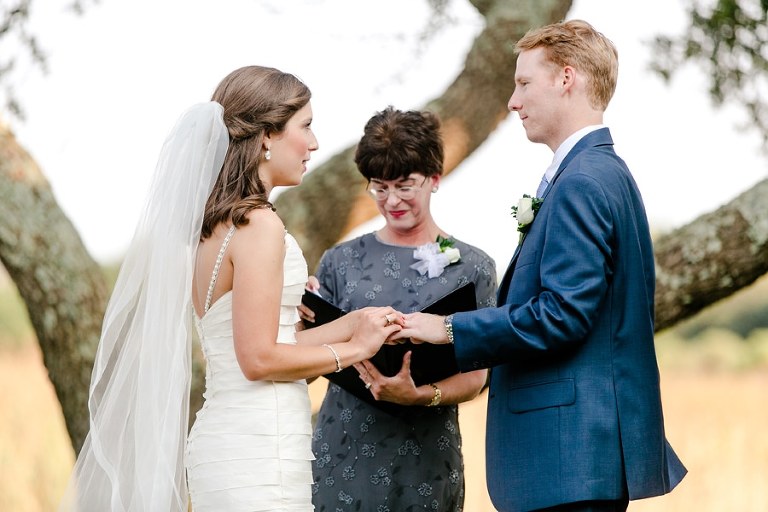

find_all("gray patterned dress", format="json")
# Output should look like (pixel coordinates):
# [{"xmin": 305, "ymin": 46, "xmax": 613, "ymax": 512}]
[{"xmin": 311, "ymin": 232, "xmax": 497, "ymax": 512}]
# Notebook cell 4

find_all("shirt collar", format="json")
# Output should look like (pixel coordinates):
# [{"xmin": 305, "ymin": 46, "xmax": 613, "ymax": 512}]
[{"xmin": 543, "ymin": 124, "xmax": 605, "ymax": 182}]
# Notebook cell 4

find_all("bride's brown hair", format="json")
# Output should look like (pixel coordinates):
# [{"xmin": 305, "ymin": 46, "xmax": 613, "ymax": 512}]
[{"xmin": 201, "ymin": 65, "xmax": 311, "ymax": 239}]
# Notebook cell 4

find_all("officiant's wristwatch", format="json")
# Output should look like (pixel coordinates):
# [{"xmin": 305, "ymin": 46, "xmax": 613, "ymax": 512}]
[{"xmin": 443, "ymin": 314, "xmax": 455, "ymax": 344}]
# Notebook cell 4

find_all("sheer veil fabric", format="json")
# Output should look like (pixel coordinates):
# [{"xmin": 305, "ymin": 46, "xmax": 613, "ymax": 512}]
[{"xmin": 58, "ymin": 102, "xmax": 229, "ymax": 512}]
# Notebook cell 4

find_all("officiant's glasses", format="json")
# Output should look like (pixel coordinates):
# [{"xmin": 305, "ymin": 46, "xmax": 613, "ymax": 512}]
[{"xmin": 367, "ymin": 176, "xmax": 428, "ymax": 202}]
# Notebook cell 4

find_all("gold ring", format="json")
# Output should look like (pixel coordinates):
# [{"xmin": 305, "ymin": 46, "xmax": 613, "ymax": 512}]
[
  {"xmin": 365, "ymin": 382, "xmax": 372, "ymax": 390},
  {"xmin": 385, "ymin": 314, "xmax": 393, "ymax": 325}
]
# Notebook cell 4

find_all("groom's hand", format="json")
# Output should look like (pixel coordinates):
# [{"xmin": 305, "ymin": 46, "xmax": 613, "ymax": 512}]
[{"xmin": 400, "ymin": 313, "xmax": 450, "ymax": 344}]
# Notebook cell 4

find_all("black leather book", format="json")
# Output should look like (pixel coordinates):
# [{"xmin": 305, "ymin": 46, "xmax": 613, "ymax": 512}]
[{"xmin": 301, "ymin": 282, "xmax": 477, "ymax": 415}]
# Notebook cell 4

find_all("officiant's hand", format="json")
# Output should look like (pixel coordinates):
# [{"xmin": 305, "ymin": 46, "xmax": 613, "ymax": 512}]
[
  {"xmin": 354, "ymin": 352, "xmax": 428, "ymax": 405},
  {"xmin": 297, "ymin": 276, "xmax": 321, "ymax": 323},
  {"xmin": 400, "ymin": 312, "xmax": 451, "ymax": 345}
]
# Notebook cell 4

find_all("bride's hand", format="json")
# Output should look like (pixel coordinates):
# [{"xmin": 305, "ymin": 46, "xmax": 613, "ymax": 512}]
[{"xmin": 349, "ymin": 307, "xmax": 404, "ymax": 358}]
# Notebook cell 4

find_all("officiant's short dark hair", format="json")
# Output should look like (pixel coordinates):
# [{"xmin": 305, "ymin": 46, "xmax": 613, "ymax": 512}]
[{"xmin": 355, "ymin": 106, "xmax": 444, "ymax": 181}]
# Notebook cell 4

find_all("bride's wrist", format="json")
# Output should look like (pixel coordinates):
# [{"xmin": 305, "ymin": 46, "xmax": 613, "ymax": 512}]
[
  {"xmin": 345, "ymin": 310, "xmax": 362, "ymax": 337},
  {"xmin": 348, "ymin": 331, "xmax": 379, "ymax": 362}
]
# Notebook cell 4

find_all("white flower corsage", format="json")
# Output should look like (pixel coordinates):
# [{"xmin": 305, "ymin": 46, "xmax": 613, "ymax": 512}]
[
  {"xmin": 511, "ymin": 194, "xmax": 543, "ymax": 234},
  {"xmin": 410, "ymin": 235, "xmax": 461, "ymax": 278}
]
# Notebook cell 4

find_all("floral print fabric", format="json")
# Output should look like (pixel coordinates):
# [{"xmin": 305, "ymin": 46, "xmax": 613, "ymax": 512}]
[{"xmin": 311, "ymin": 233, "xmax": 496, "ymax": 512}]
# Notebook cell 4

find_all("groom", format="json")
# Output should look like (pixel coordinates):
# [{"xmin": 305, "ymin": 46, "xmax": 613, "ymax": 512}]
[{"xmin": 401, "ymin": 19, "xmax": 687, "ymax": 512}]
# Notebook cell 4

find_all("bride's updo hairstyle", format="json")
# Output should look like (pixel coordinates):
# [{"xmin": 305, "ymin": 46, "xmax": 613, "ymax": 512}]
[{"xmin": 201, "ymin": 65, "xmax": 311, "ymax": 239}]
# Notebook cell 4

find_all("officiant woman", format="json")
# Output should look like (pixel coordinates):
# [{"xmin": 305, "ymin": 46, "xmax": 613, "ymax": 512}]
[{"xmin": 306, "ymin": 106, "xmax": 497, "ymax": 511}]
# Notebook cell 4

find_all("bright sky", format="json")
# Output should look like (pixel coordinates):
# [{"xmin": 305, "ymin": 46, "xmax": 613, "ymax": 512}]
[{"xmin": 11, "ymin": 0, "xmax": 767, "ymax": 270}]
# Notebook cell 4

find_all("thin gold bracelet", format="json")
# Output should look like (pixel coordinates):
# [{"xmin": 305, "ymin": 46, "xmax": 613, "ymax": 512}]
[{"xmin": 322, "ymin": 344, "xmax": 343, "ymax": 373}]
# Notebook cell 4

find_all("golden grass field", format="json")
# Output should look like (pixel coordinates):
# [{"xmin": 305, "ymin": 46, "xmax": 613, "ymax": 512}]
[{"xmin": 1, "ymin": 341, "xmax": 766, "ymax": 512}]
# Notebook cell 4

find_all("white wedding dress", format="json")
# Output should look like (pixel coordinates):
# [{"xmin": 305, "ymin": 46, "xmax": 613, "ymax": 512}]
[{"xmin": 186, "ymin": 227, "xmax": 314, "ymax": 511}]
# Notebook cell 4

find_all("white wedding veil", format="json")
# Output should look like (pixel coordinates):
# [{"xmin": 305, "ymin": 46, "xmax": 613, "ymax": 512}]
[{"xmin": 58, "ymin": 102, "xmax": 229, "ymax": 511}]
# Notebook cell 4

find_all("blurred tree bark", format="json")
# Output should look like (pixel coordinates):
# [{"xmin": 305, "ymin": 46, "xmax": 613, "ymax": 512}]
[
  {"xmin": 653, "ymin": 178, "xmax": 768, "ymax": 331},
  {"xmin": 0, "ymin": 122, "xmax": 107, "ymax": 452},
  {"xmin": 1, "ymin": 0, "xmax": 767, "ymax": 454}
]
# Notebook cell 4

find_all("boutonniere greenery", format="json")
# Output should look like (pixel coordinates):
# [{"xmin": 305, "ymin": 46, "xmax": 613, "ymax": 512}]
[
  {"xmin": 410, "ymin": 235, "xmax": 461, "ymax": 278},
  {"xmin": 511, "ymin": 194, "xmax": 544, "ymax": 234}
]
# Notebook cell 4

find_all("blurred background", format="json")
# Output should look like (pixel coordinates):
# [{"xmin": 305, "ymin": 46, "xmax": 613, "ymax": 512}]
[{"xmin": 1, "ymin": 0, "xmax": 766, "ymax": 510}]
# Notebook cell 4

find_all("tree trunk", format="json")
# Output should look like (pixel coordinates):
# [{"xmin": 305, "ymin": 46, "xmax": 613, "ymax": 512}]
[{"xmin": 0, "ymin": 122, "xmax": 108, "ymax": 452}]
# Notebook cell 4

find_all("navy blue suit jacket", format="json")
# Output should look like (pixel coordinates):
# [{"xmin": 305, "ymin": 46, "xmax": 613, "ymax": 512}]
[{"xmin": 452, "ymin": 128, "xmax": 686, "ymax": 511}]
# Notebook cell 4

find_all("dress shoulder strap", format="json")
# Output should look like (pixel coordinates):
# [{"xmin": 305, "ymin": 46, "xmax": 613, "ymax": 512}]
[{"xmin": 204, "ymin": 224, "xmax": 236, "ymax": 314}]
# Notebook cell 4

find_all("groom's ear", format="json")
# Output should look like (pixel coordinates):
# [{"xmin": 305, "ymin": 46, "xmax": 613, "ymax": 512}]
[{"xmin": 560, "ymin": 65, "xmax": 577, "ymax": 92}]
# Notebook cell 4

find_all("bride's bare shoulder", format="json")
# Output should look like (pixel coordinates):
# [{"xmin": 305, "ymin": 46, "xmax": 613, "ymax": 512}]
[{"xmin": 233, "ymin": 207, "xmax": 285, "ymax": 247}]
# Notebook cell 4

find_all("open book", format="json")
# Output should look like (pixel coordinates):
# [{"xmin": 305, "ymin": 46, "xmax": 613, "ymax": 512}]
[{"xmin": 301, "ymin": 282, "xmax": 477, "ymax": 414}]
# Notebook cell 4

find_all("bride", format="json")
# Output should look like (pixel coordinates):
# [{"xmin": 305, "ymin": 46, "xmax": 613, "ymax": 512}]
[{"xmin": 58, "ymin": 65, "xmax": 403, "ymax": 512}]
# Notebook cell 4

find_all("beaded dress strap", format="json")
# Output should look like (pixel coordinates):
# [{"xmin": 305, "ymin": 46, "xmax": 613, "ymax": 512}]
[{"xmin": 204, "ymin": 225, "xmax": 236, "ymax": 314}]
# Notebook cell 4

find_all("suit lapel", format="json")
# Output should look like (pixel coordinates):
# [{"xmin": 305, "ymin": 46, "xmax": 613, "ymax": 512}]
[
  {"xmin": 496, "ymin": 244, "xmax": 521, "ymax": 304},
  {"xmin": 548, "ymin": 127, "xmax": 613, "ymax": 192},
  {"xmin": 496, "ymin": 128, "xmax": 614, "ymax": 306}
]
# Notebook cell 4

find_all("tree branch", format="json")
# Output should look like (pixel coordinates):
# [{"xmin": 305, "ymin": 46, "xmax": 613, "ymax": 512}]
[{"xmin": 654, "ymin": 178, "xmax": 768, "ymax": 331}]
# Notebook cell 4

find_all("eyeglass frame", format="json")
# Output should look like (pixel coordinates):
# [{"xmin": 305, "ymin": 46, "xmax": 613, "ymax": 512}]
[{"xmin": 366, "ymin": 175, "xmax": 430, "ymax": 202}]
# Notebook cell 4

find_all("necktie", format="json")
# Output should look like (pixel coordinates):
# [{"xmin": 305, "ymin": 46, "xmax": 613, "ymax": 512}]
[{"xmin": 536, "ymin": 174, "xmax": 549, "ymax": 197}]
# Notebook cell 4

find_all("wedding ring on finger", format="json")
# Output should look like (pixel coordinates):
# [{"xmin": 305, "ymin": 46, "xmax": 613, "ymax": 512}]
[
  {"xmin": 365, "ymin": 382, "xmax": 372, "ymax": 390},
  {"xmin": 384, "ymin": 313, "xmax": 393, "ymax": 326}
]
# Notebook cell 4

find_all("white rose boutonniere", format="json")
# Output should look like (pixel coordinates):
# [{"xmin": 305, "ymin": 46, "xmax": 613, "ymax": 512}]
[
  {"xmin": 511, "ymin": 194, "xmax": 543, "ymax": 236},
  {"xmin": 410, "ymin": 235, "xmax": 461, "ymax": 278}
]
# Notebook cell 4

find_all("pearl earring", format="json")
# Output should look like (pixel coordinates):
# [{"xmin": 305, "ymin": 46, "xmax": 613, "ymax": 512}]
[
  {"xmin": 265, "ymin": 149, "xmax": 271, "ymax": 161},
  {"xmin": 432, "ymin": 187, "xmax": 438, "ymax": 193}
]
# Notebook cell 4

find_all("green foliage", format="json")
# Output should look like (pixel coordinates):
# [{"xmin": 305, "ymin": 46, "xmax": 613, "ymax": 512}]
[
  {"xmin": 656, "ymin": 327, "xmax": 768, "ymax": 371},
  {"xmin": 436, "ymin": 234, "xmax": 456, "ymax": 251},
  {"xmin": 651, "ymin": 0, "xmax": 768, "ymax": 148},
  {"xmin": 675, "ymin": 272, "xmax": 768, "ymax": 338},
  {"xmin": 655, "ymin": 274, "xmax": 768, "ymax": 371},
  {"xmin": 746, "ymin": 327, "xmax": 768, "ymax": 362},
  {"xmin": 1, "ymin": 0, "xmax": 98, "ymax": 119}
]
